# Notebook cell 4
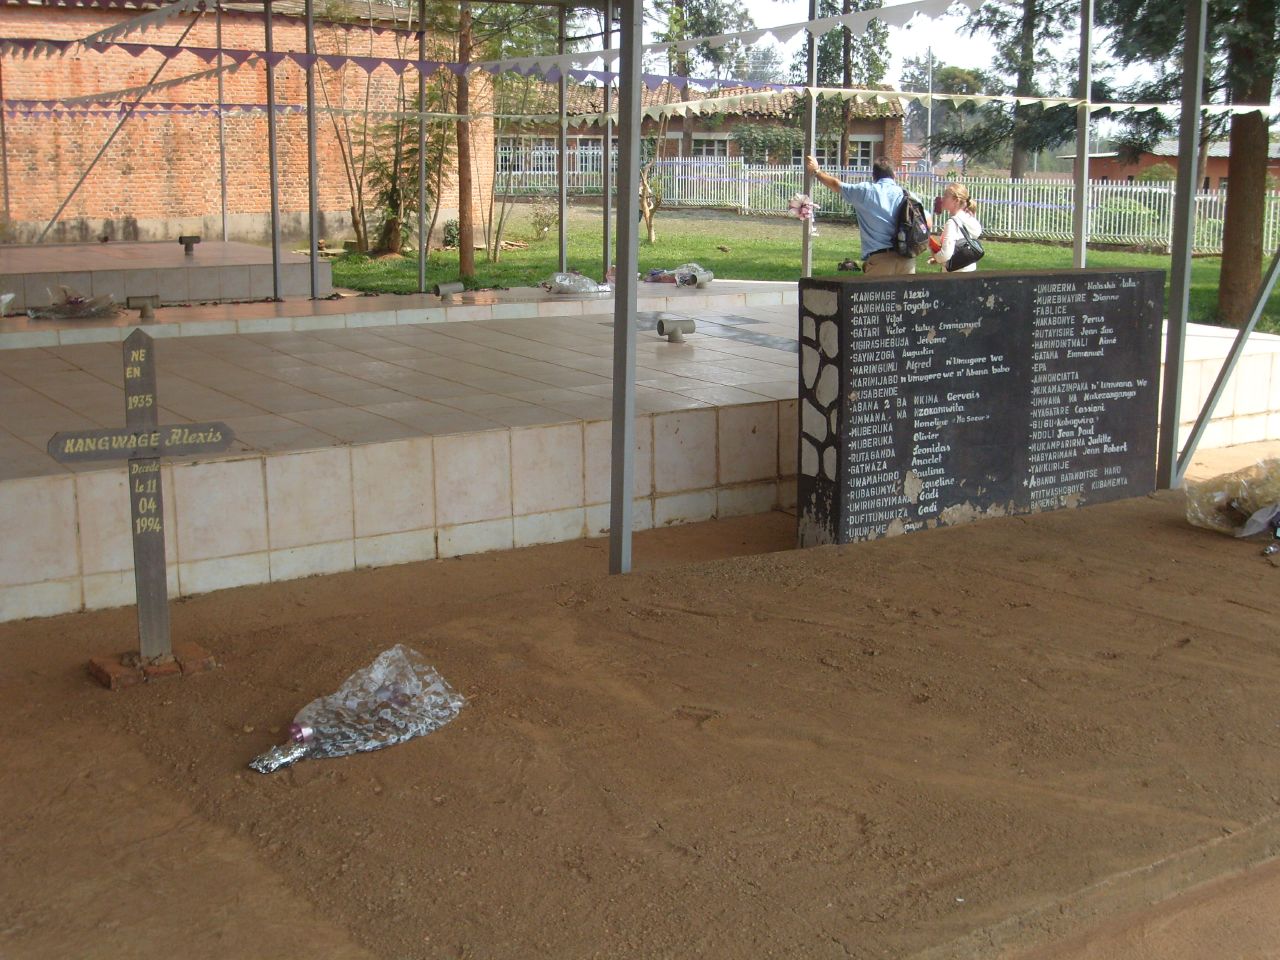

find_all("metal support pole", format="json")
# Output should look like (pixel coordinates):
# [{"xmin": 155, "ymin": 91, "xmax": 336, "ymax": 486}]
[
  {"xmin": 557, "ymin": 4, "xmax": 569, "ymax": 272},
  {"xmin": 800, "ymin": 0, "xmax": 817, "ymax": 277},
  {"xmin": 1071, "ymin": 0, "xmax": 1093, "ymax": 268},
  {"xmin": 0, "ymin": 60, "xmax": 11, "ymax": 227},
  {"xmin": 925, "ymin": 47, "xmax": 932, "ymax": 169},
  {"xmin": 264, "ymin": 0, "xmax": 283, "ymax": 300},
  {"xmin": 416, "ymin": 0, "xmax": 427, "ymax": 292},
  {"xmin": 1176, "ymin": 247, "xmax": 1280, "ymax": 482},
  {"xmin": 1156, "ymin": 0, "xmax": 1207, "ymax": 489},
  {"xmin": 602, "ymin": 0, "xmax": 613, "ymax": 278},
  {"xmin": 608, "ymin": 0, "xmax": 641, "ymax": 575},
  {"xmin": 305, "ymin": 0, "xmax": 320, "ymax": 298},
  {"xmin": 37, "ymin": 14, "xmax": 200, "ymax": 243},
  {"xmin": 216, "ymin": 3, "xmax": 228, "ymax": 242}
]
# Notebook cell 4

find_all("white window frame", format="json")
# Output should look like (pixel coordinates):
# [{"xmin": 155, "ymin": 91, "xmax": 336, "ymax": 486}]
[
  {"xmin": 571, "ymin": 136, "xmax": 604, "ymax": 174},
  {"xmin": 690, "ymin": 133, "xmax": 732, "ymax": 158},
  {"xmin": 496, "ymin": 135, "xmax": 558, "ymax": 174},
  {"xmin": 791, "ymin": 136, "xmax": 881, "ymax": 170}
]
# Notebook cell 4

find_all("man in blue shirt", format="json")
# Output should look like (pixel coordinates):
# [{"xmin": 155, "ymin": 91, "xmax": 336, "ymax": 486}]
[{"xmin": 805, "ymin": 155, "xmax": 917, "ymax": 277}]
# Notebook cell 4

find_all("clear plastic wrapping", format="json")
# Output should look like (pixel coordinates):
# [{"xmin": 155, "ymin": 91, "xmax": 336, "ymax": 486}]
[
  {"xmin": 542, "ymin": 272, "xmax": 610, "ymax": 295},
  {"xmin": 26, "ymin": 285, "xmax": 119, "ymax": 320},
  {"xmin": 672, "ymin": 263, "xmax": 713, "ymax": 288},
  {"xmin": 249, "ymin": 644, "xmax": 464, "ymax": 774},
  {"xmin": 1185, "ymin": 458, "xmax": 1280, "ymax": 538}
]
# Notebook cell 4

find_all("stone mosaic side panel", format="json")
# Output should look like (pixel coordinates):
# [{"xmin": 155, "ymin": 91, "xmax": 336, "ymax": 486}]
[{"xmin": 797, "ymin": 280, "xmax": 845, "ymax": 547}]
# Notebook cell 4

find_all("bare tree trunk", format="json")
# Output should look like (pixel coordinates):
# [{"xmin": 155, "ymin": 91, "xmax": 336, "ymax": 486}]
[
  {"xmin": 1008, "ymin": 0, "xmax": 1038, "ymax": 179},
  {"xmin": 1218, "ymin": 109, "xmax": 1268, "ymax": 325},
  {"xmin": 427, "ymin": 119, "xmax": 447, "ymax": 248},
  {"xmin": 641, "ymin": 173, "xmax": 659, "ymax": 243},
  {"xmin": 456, "ymin": 1, "xmax": 475, "ymax": 277},
  {"xmin": 639, "ymin": 117, "xmax": 669, "ymax": 243},
  {"xmin": 1217, "ymin": 0, "xmax": 1277, "ymax": 325},
  {"xmin": 425, "ymin": 80, "xmax": 453, "ymax": 251},
  {"xmin": 668, "ymin": 0, "xmax": 693, "ymax": 158},
  {"xmin": 487, "ymin": 79, "xmax": 532, "ymax": 262},
  {"xmin": 317, "ymin": 29, "xmax": 368, "ymax": 252}
]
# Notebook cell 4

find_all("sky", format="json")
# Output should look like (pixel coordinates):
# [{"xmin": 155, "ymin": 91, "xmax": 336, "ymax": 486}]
[
  {"xmin": 677, "ymin": 0, "xmax": 1141, "ymax": 145},
  {"xmin": 724, "ymin": 0, "xmax": 1147, "ymax": 93},
  {"xmin": 735, "ymin": 0, "xmax": 1004, "ymax": 88}
]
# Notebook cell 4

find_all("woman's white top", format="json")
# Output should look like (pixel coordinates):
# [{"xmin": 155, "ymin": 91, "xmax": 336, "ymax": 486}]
[{"xmin": 938, "ymin": 210, "xmax": 983, "ymax": 272}]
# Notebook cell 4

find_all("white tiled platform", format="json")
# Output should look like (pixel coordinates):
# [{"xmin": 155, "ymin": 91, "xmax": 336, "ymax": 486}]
[
  {"xmin": 0, "ymin": 240, "xmax": 331, "ymax": 310},
  {"xmin": 0, "ymin": 279, "xmax": 792, "ymax": 349},
  {"xmin": 0, "ymin": 303, "xmax": 802, "ymax": 621},
  {"xmin": 2, "ymin": 288, "xmax": 1279, "ymax": 623}
]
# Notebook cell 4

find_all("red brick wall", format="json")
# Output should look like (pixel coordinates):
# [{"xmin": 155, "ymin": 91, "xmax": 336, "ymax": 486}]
[
  {"xmin": 880, "ymin": 118, "xmax": 903, "ymax": 169},
  {"xmin": 1081, "ymin": 153, "xmax": 1280, "ymax": 190},
  {"xmin": 0, "ymin": 6, "xmax": 494, "ymax": 244}
]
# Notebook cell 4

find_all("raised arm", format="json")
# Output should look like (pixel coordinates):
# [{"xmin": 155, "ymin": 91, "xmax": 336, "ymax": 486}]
[{"xmin": 805, "ymin": 155, "xmax": 844, "ymax": 195}]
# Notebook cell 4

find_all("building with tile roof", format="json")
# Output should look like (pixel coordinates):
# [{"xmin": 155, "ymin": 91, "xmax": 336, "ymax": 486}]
[
  {"xmin": 1060, "ymin": 140, "xmax": 1280, "ymax": 190},
  {"xmin": 495, "ymin": 80, "xmax": 906, "ymax": 184}
]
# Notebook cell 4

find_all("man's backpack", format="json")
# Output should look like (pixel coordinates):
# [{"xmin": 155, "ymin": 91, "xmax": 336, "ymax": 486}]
[{"xmin": 892, "ymin": 190, "xmax": 930, "ymax": 258}]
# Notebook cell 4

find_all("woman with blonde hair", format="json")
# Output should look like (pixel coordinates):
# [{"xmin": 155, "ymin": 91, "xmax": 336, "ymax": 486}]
[{"xmin": 928, "ymin": 182, "xmax": 984, "ymax": 272}]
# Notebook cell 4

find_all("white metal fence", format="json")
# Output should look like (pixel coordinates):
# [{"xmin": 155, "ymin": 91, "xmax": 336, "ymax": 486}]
[{"xmin": 495, "ymin": 157, "xmax": 1280, "ymax": 256}]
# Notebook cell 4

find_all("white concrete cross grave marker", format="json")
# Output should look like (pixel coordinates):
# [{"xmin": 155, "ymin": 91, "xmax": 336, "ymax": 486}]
[{"xmin": 47, "ymin": 329, "xmax": 235, "ymax": 688}]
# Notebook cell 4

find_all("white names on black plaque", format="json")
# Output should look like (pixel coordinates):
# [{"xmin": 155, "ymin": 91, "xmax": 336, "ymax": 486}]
[{"xmin": 797, "ymin": 270, "xmax": 1162, "ymax": 547}]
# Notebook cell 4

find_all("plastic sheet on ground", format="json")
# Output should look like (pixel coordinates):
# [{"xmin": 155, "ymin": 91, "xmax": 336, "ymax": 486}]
[
  {"xmin": 249, "ymin": 644, "xmax": 465, "ymax": 774},
  {"xmin": 1185, "ymin": 458, "xmax": 1280, "ymax": 538},
  {"xmin": 26, "ymin": 285, "xmax": 119, "ymax": 320},
  {"xmin": 542, "ymin": 271, "xmax": 611, "ymax": 296},
  {"xmin": 644, "ymin": 263, "xmax": 713, "ymax": 287}
]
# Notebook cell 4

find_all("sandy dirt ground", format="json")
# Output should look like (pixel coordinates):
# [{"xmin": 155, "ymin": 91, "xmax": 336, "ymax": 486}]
[{"xmin": 3, "ymin": 442, "xmax": 1279, "ymax": 960}]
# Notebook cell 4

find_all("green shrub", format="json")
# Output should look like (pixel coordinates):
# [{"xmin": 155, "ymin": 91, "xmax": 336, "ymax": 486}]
[
  {"xmin": 530, "ymin": 199, "xmax": 558, "ymax": 240},
  {"xmin": 1092, "ymin": 197, "xmax": 1159, "ymax": 238},
  {"xmin": 443, "ymin": 219, "xmax": 460, "ymax": 248},
  {"xmin": 1136, "ymin": 162, "xmax": 1177, "ymax": 183},
  {"xmin": 1194, "ymin": 217, "xmax": 1224, "ymax": 251}
]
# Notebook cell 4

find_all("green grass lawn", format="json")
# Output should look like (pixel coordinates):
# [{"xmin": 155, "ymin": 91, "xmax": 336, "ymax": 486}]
[{"xmin": 333, "ymin": 205, "xmax": 1280, "ymax": 333}]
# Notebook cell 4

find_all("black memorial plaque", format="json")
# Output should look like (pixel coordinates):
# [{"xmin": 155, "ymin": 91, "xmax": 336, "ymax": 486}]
[{"xmin": 797, "ymin": 269, "xmax": 1163, "ymax": 546}]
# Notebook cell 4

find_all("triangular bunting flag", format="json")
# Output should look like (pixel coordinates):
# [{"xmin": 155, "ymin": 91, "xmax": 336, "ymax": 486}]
[{"xmin": 770, "ymin": 24, "xmax": 804, "ymax": 43}]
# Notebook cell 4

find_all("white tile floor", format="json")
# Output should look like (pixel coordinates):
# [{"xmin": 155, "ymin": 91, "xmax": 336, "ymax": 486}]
[{"xmin": 0, "ymin": 305, "xmax": 800, "ymax": 482}]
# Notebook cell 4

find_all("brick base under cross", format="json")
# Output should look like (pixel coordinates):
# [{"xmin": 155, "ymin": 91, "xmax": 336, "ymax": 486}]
[{"xmin": 88, "ymin": 641, "xmax": 218, "ymax": 690}]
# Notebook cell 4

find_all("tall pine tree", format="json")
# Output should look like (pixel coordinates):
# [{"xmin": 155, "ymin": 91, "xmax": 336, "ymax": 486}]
[
  {"xmin": 790, "ymin": 0, "xmax": 889, "ymax": 166},
  {"xmin": 937, "ymin": 0, "xmax": 1079, "ymax": 178},
  {"xmin": 1099, "ymin": 0, "xmax": 1279, "ymax": 325}
]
